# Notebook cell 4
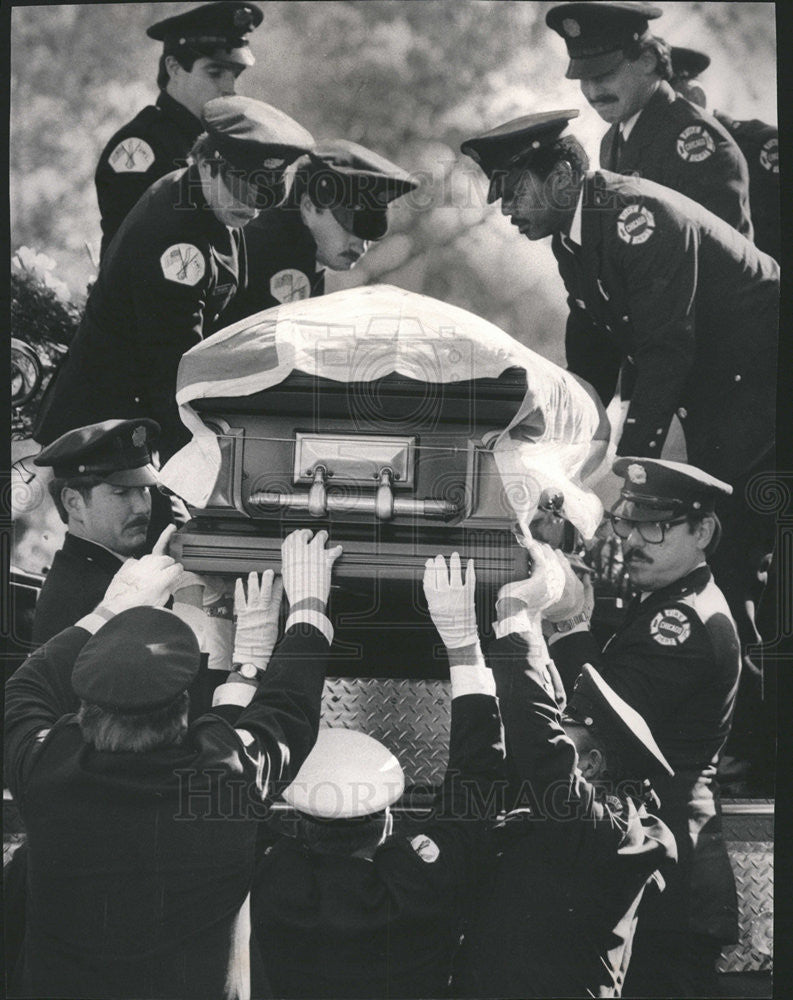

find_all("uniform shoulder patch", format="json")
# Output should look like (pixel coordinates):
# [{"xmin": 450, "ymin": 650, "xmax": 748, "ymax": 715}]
[
  {"xmin": 270, "ymin": 269, "xmax": 311, "ymax": 304},
  {"xmin": 410, "ymin": 833, "xmax": 440, "ymax": 863},
  {"xmin": 616, "ymin": 204, "xmax": 655, "ymax": 245},
  {"xmin": 759, "ymin": 136, "xmax": 779, "ymax": 174},
  {"xmin": 108, "ymin": 137, "xmax": 155, "ymax": 174},
  {"xmin": 676, "ymin": 124, "xmax": 716, "ymax": 162},
  {"xmin": 160, "ymin": 244, "xmax": 206, "ymax": 287},
  {"xmin": 650, "ymin": 607, "xmax": 692, "ymax": 646}
]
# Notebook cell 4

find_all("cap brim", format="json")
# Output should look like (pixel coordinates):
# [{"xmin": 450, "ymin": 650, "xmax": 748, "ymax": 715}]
[
  {"xmin": 566, "ymin": 48, "xmax": 625, "ymax": 79},
  {"xmin": 103, "ymin": 465, "xmax": 160, "ymax": 487},
  {"xmin": 332, "ymin": 205, "xmax": 388, "ymax": 241}
]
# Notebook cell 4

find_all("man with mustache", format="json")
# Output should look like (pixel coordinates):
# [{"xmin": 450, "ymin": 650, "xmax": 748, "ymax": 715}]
[
  {"xmin": 545, "ymin": 2, "xmax": 752, "ymax": 237},
  {"xmin": 460, "ymin": 111, "xmax": 777, "ymax": 752},
  {"xmin": 30, "ymin": 419, "xmax": 162, "ymax": 645},
  {"xmin": 669, "ymin": 45, "xmax": 779, "ymax": 263},
  {"xmin": 221, "ymin": 140, "xmax": 417, "ymax": 323},
  {"xmin": 95, "ymin": 2, "xmax": 264, "ymax": 260},
  {"xmin": 541, "ymin": 458, "xmax": 741, "ymax": 997}
]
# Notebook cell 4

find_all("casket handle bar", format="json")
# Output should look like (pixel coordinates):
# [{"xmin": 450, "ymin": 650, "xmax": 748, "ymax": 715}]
[{"xmin": 250, "ymin": 465, "xmax": 461, "ymax": 521}]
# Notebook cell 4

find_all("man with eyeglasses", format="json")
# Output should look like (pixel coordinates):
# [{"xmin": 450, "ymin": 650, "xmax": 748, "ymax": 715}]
[
  {"xmin": 95, "ymin": 2, "xmax": 264, "ymax": 260},
  {"xmin": 35, "ymin": 96, "xmax": 314, "ymax": 466},
  {"xmin": 547, "ymin": 456, "xmax": 740, "ymax": 998}
]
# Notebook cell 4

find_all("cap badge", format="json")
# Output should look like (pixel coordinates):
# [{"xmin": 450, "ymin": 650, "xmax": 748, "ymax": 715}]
[
  {"xmin": 160, "ymin": 244, "xmax": 206, "ymax": 287},
  {"xmin": 410, "ymin": 834, "xmax": 440, "ymax": 864},
  {"xmin": 676, "ymin": 124, "xmax": 715, "ymax": 163},
  {"xmin": 262, "ymin": 157, "xmax": 285, "ymax": 169},
  {"xmin": 108, "ymin": 137, "xmax": 155, "ymax": 175},
  {"xmin": 234, "ymin": 8, "xmax": 254, "ymax": 30},
  {"xmin": 132, "ymin": 426, "xmax": 147, "ymax": 448},
  {"xmin": 759, "ymin": 136, "xmax": 778, "ymax": 174},
  {"xmin": 562, "ymin": 17, "xmax": 581, "ymax": 37},
  {"xmin": 627, "ymin": 463, "xmax": 647, "ymax": 484},
  {"xmin": 650, "ymin": 608, "xmax": 692, "ymax": 646},
  {"xmin": 616, "ymin": 204, "xmax": 655, "ymax": 245}
]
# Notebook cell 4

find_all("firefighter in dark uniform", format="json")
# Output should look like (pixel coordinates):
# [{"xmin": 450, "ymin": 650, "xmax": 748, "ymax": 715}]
[
  {"xmin": 30, "ymin": 419, "xmax": 162, "ymax": 645},
  {"xmin": 545, "ymin": 2, "xmax": 753, "ymax": 237},
  {"xmin": 456, "ymin": 539, "xmax": 676, "ymax": 997},
  {"xmin": 670, "ymin": 45, "xmax": 780, "ymax": 263},
  {"xmin": 461, "ymin": 112, "xmax": 777, "ymax": 727},
  {"xmin": 543, "ymin": 459, "xmax": 741, "ymax": 997},
  {"xmin": 221, "ymin": 140, "xmax": 417, "ymax": 324},
  {"xmin": 95, "ymin": 2, "xmax": 263, "ymax": 260},
  {"xmin": 251, "ymin": 553, "xmax": 504, "ymax": 999},
  {"xmin": 35, "ymin": 96, "xmax": 314, "ymax": 465}
]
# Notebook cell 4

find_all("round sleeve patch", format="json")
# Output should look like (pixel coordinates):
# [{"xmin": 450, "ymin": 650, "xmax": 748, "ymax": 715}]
[
  {"xmin": 650, "ymin": 608, "xmax": 692, "ymax": 646},
  {"xmin": 410, "ymin": 834, "xmax": 440, "ymax": 863},
  {"xmin": 617, "ymin": 204, "xmax": 655, "ymax": 245},
  {"xmin": 676, "ymin": 125, "xmax": 716, "ymax": 162},
  {"xmin": 108, "ymin": 138, "xmax": 155, "ymax": 174},
  {"xmin": 270, "ymin": 269, "xmax": 311, "ymax": 304},
  {"xmin": 160, "ymin": 244, "xmax": 206, "ymax": 286},
  {"xmin": 759, "ymin": 136, "xmax": 779, "ymax": 174}
]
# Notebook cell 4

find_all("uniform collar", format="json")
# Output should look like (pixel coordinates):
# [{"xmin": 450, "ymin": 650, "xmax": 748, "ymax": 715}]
[
  {"xmin": 156, "ymin": 90, "xmax": 204, "ymax": 140},
  {"xmin": 638, "ymin": 563, "xmax": 712, "ymax": 606},
  {"xmin": 565, "ymin": 182, "xmax": 585, "ymax": 247},
  {"xmin": 619, "ymin": 108, "xmax": 642, "ymax": 142},
  {"xmin": 62, "ymin": 533, "xmax": 126, "ymax": 571}
]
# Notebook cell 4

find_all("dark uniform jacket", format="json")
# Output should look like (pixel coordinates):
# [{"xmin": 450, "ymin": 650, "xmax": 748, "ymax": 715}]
[
  {"xmin": 455, "ymin": 637, "xmax": 676, "ymax": 999},
  {"xmin": 600, "ymin": 81, "xmax": 752, "ymax": 238},
  {"xmin": 553, "ymin": 170, "xmax": 778, "ymax": 481},
  {"xmin": 95, "ymin": 91, "xmax": 203, "ymax": 260},
  {"xmin": 251, "ymin": 691, "xmax": 504, "ymax": 999},
  {"xmin": 35, "ymin": 164, "xmax": 245, "ymax": 462},
  {"xmin": 31, "ymin": 534, "xmax": 123, "ymax": 646},
  {"xmin": 220, "ymin": 206, "xmax": 325, "ymax": 326},
  {"xmin": 713, "ymin": 111, "xmax": 780, "ymax": 262},
  {"xmin": 4, "ymin": 621, "xmax": 329, "ymax": 1000},
  {"xmin": 550, "ymin": 565, "xmax": 741, "ymax": 943}
]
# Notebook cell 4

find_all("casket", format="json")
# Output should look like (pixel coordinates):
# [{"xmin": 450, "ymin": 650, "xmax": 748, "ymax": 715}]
[{"xmin": 163, "ymin": 285, "xmax": 605, "ymax": 675}]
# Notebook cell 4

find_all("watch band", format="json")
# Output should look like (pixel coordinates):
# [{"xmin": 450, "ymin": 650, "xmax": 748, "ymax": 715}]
[{"xmin": 553, "ymin": 612, "xmax": 591, "ymax": 634}]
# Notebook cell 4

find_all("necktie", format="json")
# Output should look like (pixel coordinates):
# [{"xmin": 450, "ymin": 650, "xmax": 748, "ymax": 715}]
[{"xmin": 612, "ymin": 127, "xmax": 624, "ymax": 169}]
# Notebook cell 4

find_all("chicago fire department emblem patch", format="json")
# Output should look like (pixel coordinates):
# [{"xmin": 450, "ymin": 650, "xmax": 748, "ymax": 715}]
[
  {"xmin": 616, "ymin": 205, "xmax": 655, "ymax": 245},
  {"xmin": 759, "ymin": 137, "xmax": 779, "ymax": 174},
  {"xmin": 160, "ymin": 244, "xmax": 206, "ymax": 286},
  {"xmin": 108, "ymin": 138, "xmax": 155, "ymax": 174},
  {"xmin": 650, "ymin": 608, "xmax": 692, "ymax": 646},
  {"xmin": 270, "ymin": 269, "xmax": 311, "ymax": 304},
  {"xmin": 676, "ymin": 125, "xmax": 715, "ymax": 162}
]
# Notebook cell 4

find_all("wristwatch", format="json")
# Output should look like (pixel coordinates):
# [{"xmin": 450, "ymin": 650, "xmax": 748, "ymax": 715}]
[
  {"xmin": 552, "ymin": 612, "xmax": 591, "ymax": 634},
  {"xmin": 231, "ymin": 662, "xmax": 264, "ymax": 683}
]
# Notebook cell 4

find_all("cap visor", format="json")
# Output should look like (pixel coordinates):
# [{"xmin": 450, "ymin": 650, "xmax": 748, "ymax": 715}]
[
  {"xmin": 103, "ymin": 465, "xmax": 160, "ymax": 487},
  {"xmin": 566, "ymin": 49, "xmax": 625, "ymax": 80},
  {"xmin": 332, "ymin": 206, "xmax": 388, "ymax": 241}
]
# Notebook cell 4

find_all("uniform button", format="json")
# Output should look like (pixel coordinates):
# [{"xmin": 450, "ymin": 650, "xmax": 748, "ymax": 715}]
[
  {"xmin": 677, "ymin": 407, "xmax": 687, "ymax": 419},
  {"xmin": 621, "ymin": 315, "xmax": 629, "ymax": 322},
  {"xmin": 649, "ymin": 440, "xmax": 657, "ymax": 448},
  {"xmin": 734, "ymin": 374, "xmax": 742, "ymax": 383},
  {"xmin": 627, "ymin": 355, "xmax": 634, "ymax": 364},
  {"xmin": 656, "ymin": 428, "xmax": 663, "ymax": 435},
  {"xmin": 134, "ymin": 396, "xmax": 141, "ymax": 404}
]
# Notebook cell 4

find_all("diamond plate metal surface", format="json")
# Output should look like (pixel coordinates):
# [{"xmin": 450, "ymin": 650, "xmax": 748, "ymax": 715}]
[
  {"xmin": 718, "ymin": 844, "xmax": 774, "ymax": 974},
  {"xmin": 322, "ymin": 678, "xmax": 451, "ymax": 786}
]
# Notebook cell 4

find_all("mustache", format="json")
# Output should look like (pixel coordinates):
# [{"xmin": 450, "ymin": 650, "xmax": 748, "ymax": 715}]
[{"xmin": 625, "ymin": 548, "xmax": 652, "ymax": 564}]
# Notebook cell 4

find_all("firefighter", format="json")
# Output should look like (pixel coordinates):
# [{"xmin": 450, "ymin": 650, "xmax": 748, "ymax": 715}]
[
  {"xmin": 95, "ymin": 2, "xmax": 264, "ymax": 259},
  {"xmin": 545, "ymin": 2, "xmax": 752, "ymax": 236}
]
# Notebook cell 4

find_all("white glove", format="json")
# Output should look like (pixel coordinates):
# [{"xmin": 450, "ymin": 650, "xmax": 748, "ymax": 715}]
[
  {"xmin": 497, "ymin": 540, "xmax": 567, "ymax": 618},
  {"xmin": 542, "ymin": 551, "xmax": 588, "ymax": 623},
  {"xmin": 423, "ymin": 552, "xmax": 478, "ymax": 649},
  {"xmin": 281, "ymin": 529, "xmax": 342, "ymax": 609},
  {"xmin": 101, "ymin": 556, "xmax": 183, "ymax": 615},
  {"xmin": 233, "ymin": 570, "xmax": 284, "ymax": 670}
]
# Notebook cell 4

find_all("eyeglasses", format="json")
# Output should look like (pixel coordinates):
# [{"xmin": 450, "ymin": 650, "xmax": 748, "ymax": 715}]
[{"xmin": 608, "ymin": 514, "xmax": 689, "ymax": 545}]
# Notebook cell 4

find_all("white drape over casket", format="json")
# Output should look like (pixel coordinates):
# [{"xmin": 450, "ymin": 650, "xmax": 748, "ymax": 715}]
[{"xmin": 160, "ymin": 285, "xmax": 609, "ymax": 539}]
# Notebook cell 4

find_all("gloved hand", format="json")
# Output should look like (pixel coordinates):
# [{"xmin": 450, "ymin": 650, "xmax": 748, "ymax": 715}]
[
  {"xmin": 99, "ymin": 525, "xmax": 182, "ymax": 615},
  {"xmin": 233, "ymin": 570, "xmax": 285, "ymax": 671},
  {"xmin": 172, "ymin": 571, "xmax": 235, "ymax": 671},
  {"xmin": 423, "ymin": 552, "xmax": 478, "ymax": 649},
  {"xmin": 543, "ymin": 556, "xmax": 594, "ymax": 624},
  {"xmin": 496, "ymin": 540, "xmax": 567, "ymax": 620},
  {"xmin": 281, "ymin": 529, "xmax": 343, "ymax": 610}
]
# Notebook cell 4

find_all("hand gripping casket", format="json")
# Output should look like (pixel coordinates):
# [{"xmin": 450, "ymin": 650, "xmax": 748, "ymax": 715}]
[{"xmin": 162, "ymin": 285, "xmax": 605, "ymax": 675}]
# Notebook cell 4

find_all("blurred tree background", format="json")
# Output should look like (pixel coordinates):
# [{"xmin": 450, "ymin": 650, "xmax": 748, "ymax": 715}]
[{"xmin": 10, "ymin": 1, "xmax": 777, "ymax": 366}]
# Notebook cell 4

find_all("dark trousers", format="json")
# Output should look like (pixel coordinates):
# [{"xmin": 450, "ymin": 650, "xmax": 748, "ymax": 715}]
[{"xmin": 623, "ymin": 925, "xmax": 723, "ymax": 998}]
